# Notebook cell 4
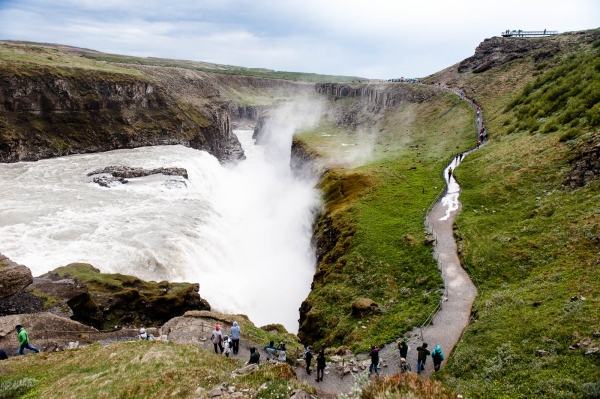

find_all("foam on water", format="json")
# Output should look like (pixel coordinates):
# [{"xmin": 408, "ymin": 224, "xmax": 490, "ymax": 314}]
[{"xmin": 0, "ymin": 130, "xmax": 319, "ymax": 332}]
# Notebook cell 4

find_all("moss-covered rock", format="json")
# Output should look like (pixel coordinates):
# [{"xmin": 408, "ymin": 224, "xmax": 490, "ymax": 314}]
[{"xmin": 29, "ymin": 263, "xmax": 210, "ymax": 330}]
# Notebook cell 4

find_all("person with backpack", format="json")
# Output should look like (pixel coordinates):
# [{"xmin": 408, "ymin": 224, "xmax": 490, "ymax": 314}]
[
  {"xmin": 416, "ymin": 342, "xmax": 430, "ymax": 374},
  {"xmin": 304, "ymin": 345, "xmax": 313, "ymax": 375},
  {"xmin": 15, "ymin": 325, "xmax": 39, "ymax": 355},
  {"xmin": 211, "ymin": 325, "xmax": 223, "ymax": 354},
  {"xmin": 397, "ymin": 340, "xmax": 408, "ymax": 359},
  {"xmin": 400, "ymin": 357, "xmax": 411, "ymax": 373},
  {"xmin": 264, "ymin": 340, "xmax": 277, "ymax": 360},
  {"xmin": 431, "ymin": 345, "xmax": 445, "ymax": 371},
  {"xmin": 277, "ymin": 342, "xmax": 287, "ymax": 362},
  {"xmin": 369, "ymin": 345, "xmax": 381, "ymax": 375},
  {"xmin": 230, "ymin": 321, "xmax": 241, "ymax": 355},
  {"xmin": 315, "ymin": 347, "xmax": 326, "ymax": 382},
  {"xmin": 248, "ymin": 347, "xmax": 260, "ymax": 365},
  {"xmin": 138, "ymin": 328, "xmax": 152, "ymax": 341},
  {"xmin": 223, "ymin": 335, "xmax": 233, "ymax": 357}
]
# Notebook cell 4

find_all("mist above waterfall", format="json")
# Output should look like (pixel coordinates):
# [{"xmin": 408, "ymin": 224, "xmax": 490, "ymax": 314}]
[{"xmin": 0, "ymin": 100, "xmax": 323, "ymax": 332}]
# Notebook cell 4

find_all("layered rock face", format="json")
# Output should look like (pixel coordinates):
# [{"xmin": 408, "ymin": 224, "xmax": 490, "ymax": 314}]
[
  {"xmin": 0, "ymin": 253, "xmax": 33, "ymax": 300},
  {"xmin": 0, "ymin": 72, "xmax": 243, "ymax": 163},
  {"xmin": 315, "ymin": 83, "xmax": 435, "ymax": 110},
  {"xmin": 567, "ymin": 137, "xmax": 600, "ymax": 188}
]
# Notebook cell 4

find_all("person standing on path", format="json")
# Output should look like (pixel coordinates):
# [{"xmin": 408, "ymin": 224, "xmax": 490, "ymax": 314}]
[
  {"xmin": 431, "ymin": 345, "xmax": 445, "ymax": 372},
  {"xmin": 448, "ymin": 167, "xmax": 453, "ymax": 180},
  {"xmin": 316, "ymin": 347, "xmax": 326, "ymax": 382},
  {"xmin": 416, "ymin": 342, "xmax": 430, "ymax": 374},
  {"xmin": 304, "ymin": 345, "xmax": 313, "ymax": 375},
  {"xmin": 211, "ymin": 325, "xmax": 223, "ymax": 354},
  {"xmin": 369, "ymin": 345, "xmax": 381, "ymax": 375},
  {"xmin": 398, "ymin": 340, "xmax": 408, "ymax": 359},
  {"xmin": 15, "ymin": 325, "xmax": 39, "ymax": 355},
  {"xmin": 230, "ymin": 321, "xmax": 240, "ymax": 355},
  {"xmin": 400, "ymin": 358, "xmax": 411, "ymax": 373}
]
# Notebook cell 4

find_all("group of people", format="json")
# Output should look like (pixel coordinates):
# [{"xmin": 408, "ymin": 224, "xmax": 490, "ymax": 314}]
[
  {"xmin": 303, "ymin": 346, "xmax": 327, "ymax": 382},
  {"xmin": 210, "ymin": 322, "xmax": 241, "ymax": 358}
]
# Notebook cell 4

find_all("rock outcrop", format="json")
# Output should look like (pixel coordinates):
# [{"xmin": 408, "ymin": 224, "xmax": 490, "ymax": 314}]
[
  {"xmin": 87, "ymin": 165, "xmax": 189, "ymax": 179},
  {"xmin": 0, "ymin": 260, "xmax": 211, "ymax": 330},
  {"xmin": 0, "ymin": 253, "xmax": 33, "ymax": 300},
  {"xmin": 0, "ymin": 312, "xmax": 99, "ymax": 356},
  {"xmin": 566, "ymin": 137, "xmax": 600, "ymax": 188},
  {"xmin": 31, "ymin": 263, "xmax": 211, "ymax": 330},
  {"xmin": 458, "ymin": 31, "xmax": 600, "ymax": 74}
]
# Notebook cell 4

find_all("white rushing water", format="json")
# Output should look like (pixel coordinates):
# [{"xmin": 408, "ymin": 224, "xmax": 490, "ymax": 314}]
[{"xmin": 0, "ymin": 129, "xmax": 320, "ymax": 332}]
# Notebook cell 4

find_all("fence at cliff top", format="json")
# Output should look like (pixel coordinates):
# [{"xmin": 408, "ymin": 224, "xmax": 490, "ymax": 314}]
[{"xmin": 501, "ymin": 30, "xmax": 558, "ymax": 37}]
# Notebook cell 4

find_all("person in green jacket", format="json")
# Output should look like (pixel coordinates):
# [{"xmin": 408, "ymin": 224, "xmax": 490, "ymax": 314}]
[{"xmin": 15, "ymin": 325, "xmax": 39, "ymax": 355}]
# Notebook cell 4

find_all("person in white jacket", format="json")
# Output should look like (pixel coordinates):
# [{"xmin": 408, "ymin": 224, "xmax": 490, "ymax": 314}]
[{"xmin": 223, "ymin": 335, "xmax": 233, "ymax": 357}]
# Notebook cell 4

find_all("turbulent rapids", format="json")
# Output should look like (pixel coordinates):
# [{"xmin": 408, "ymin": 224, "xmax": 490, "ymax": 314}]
[{"xmin": 0, "ymin": 130, "xmax": 320, "ymax": 332}]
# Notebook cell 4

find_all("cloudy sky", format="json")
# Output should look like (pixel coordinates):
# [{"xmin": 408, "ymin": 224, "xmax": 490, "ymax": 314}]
[{"xmin": 0, "ymin": 0, "xmax": 598, "ymax": 78}]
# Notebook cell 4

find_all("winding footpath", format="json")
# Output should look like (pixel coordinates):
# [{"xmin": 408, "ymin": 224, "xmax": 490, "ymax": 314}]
[{"xmin": 296, "ymin": 90, "xmax": 484, "ymax": 396}]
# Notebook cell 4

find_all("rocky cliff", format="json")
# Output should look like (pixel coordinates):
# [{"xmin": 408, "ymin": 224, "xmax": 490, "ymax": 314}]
[
  {"xmin": 315, "ymin": 83, "xmax": 436, "ymax": 110},
  {"xmin": 0, "ymin": 70, "xmax": 244, "ymax": 163}
]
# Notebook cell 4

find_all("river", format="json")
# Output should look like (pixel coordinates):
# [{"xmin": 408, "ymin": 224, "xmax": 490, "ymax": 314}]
[{"xmin": 0, "ymin": 130, "xmax": 320, "ymax": 332}]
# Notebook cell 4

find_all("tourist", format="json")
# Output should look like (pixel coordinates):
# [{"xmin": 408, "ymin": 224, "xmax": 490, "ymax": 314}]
[
  {"xmin": 249, "ymin": 347, "xmax": 260, "ymax": 365},
  {"xmin": 315, "ymin": 347, "xmax": 326, "ymax": 382},
  {"xmin": 223, "ymin": 335, "xmax": 232, "ymax": 357},
  {"xmin": 15, "ymin": 325, "xmax": 39, "ymax": 355},
  {"xmin": 369, "ymin": 345, "xmax": 381, "ymax": 375},
  {"xmin": 211, "ymin": 325, "xmax": 223, "ymax": 354},
  {"xmin": 431, "ymin": 345, "xmax": 445, "ymax": 371},
  {"xmin": 138, "ymin": 327, "xmax": 152, "ymax": 341},
  {"xmin": 230, "ymin": 321, "xmax": 241, "ymax": 355},
  {"xmin": 277, "ymin": 342, "xmax": 287, "ymax": 362},
  {"xmin": 304, "ymin": 345, "xmax": 313, "ymax": 375},
  {"xmin": 264, "ymin": 340, "xmax": 277, "ymax": 359},
  {"xmin": 0, "ymin": 349, "xmax": 7, "ymax": 360},
  {"xmin": 416, "ymin": 342, "xmax": 430, "ymax": 374},
  {"xmin": 398, "ymin": 340, "xmax": 408, "ymax": 359},
  {"xmin": 400, "ymin": 357, "xmax": 411, "ymax": 373},
  {"xmin": 477, "ymin": 141, "xmax": 481, "ymax": 149}
]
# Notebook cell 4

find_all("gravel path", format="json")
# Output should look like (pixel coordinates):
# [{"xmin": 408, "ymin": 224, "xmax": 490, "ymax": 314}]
[{"xmin": 295, "ymin": 93, "xmax": 483, "ymax": 395}]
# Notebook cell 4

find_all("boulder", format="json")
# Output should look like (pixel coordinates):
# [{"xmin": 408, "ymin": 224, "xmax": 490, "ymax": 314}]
[
  {"xmin": 535, "ymin": 350, "xmax": 549, "ymax": 357},
  {"xmin": 235, "ymin": 364, "xmax": 258, "ymax": 375},
  {"xmin": 0, "ymin": 312, "xmax": 98, "ymax": 356},
  {"xmin": 290, "ymin": 390, "xmax": 316, "ymax": 399},
  {"xmin": 585, "ymin": 348, "xmax": 599, "ymax": 355},
  {"xmin": 423, "ymin": 237, "xmax": 436, "ymax": 246},
  {"xmin": 0, "ymin": 254, "xmax": 33, "ymax": 300},
  {"xmin": 208, "ymin": 387, "xmax": 223, "ymax": 398},
  {"xmin": 351, "ymin": 298, "xmax": 379, "ymax": 318}
]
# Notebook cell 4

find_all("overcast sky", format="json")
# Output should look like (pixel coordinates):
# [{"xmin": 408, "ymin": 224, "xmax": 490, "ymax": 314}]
[{"xmin": 0, "ymin": 0, "xmax": 598, "ymax": 78}]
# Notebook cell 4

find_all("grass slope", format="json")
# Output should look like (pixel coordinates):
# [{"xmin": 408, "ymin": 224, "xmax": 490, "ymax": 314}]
[
  {"xmin": 296, "ymin": 90, "xmax": 475, "ymax": 352},
  {"xmin": 0, "ymin": 341, "xmax": 311, "ymax": 399},
  {"xmin": 435, "ymin": 35, "xmax": 600, "ymax": 398}
]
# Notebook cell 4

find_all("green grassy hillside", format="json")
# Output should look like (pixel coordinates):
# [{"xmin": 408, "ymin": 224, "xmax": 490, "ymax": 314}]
[
  {"xmin": 433, "ymin": 34, "xmax": 600, "ymax": 398},
  {"xmin": 296, "ymin": 89, "xmax": 475, "ymax": 351},
  {"xmin": 0, "ymin": 341, "xmax": 310, "ymax": 399}
]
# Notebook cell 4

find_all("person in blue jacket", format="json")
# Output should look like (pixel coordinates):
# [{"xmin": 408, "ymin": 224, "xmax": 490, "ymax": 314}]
[
  {"xmin": 431, "ymin": 345, "xmax": 445, "ymax": 371},
  {"xmin": 230, "ymin": 321, "xmax": 241, "ymax": 355}
]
